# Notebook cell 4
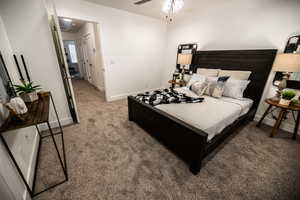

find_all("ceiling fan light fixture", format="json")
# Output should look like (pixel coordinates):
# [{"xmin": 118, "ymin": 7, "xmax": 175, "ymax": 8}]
[{"xmin": 162, "ymin": 0, "xmax": 184, "ymax": 14}]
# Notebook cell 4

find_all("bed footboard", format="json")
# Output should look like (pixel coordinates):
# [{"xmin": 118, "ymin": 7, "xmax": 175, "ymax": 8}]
[{"xmin": 128, "ymin": 96, "xmax": 208, "ymax": 174}]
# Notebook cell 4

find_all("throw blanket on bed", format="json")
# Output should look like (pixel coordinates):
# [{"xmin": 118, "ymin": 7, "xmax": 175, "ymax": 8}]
[{"xmin": 135, "ymin": 88, "xmax": 204, "ymax": 106}]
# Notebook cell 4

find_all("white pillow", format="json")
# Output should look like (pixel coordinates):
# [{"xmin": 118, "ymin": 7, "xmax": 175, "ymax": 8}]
[
  {"xmin": 197, "ymin": 68, "xmax": 220, "ymax": 77},
  {"xmin": 219, "ymin": 70, "xmax": 252, "ymax": 80},
  {"xmin": 223, "ymin": 79, "xmax": 250, "ymax": 99},
  {"xmin": 186, "ymin": 74, "xmax": 206, "ymax": 88},
  {"xmin": 190, "ymin": 81, "xmax": 208, "ymax": 96}
]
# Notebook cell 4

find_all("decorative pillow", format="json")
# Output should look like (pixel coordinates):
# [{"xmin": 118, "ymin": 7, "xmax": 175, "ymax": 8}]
[
  {"xmin": 196, "ymin": 68, "xmax": 220, "ymax": 77},
  {"xmin": 212, "ymin": 76, "xmax": 230, "ymax": 98},
  {"xmin": 204, "ymin": 77, "xmax": 218, "ymax": 96},
  {"xmin": 186, "ymin": 74, "xmax": 206, "ymax": 88},
  {"xmin": 190, "ymin": 81, "xmax": 208, "ymax": 96},
  {"xmin": 218, "ymin": 70, "xmax": 252, "ymax": 80},
  {"xmin": 223, "ymin": 79, "xmax": 250, "ymax": 99}
]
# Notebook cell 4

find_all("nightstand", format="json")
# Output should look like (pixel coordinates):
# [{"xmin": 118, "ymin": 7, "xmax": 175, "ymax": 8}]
[
  {"xmin": 256, "ymin": 98, "xmax": 300, "ymax": 140},
  {"xmin": 168, "ymin": 80, "xmax": 186, "ymax": 89}
]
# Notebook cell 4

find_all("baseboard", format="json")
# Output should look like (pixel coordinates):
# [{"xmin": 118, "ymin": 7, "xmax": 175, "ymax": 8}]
[
  {"xmin": 107, "ymin": 87, "xmax": 162, "ymax": 102},
  {"xmin": 38, "ymin": 117, "xmax": 73, "ymax": 131},
  {"xmin": 23, "ymin": 130, "xmax": 39, "ymax": 200},
  {"xmin": 254, "ymin": 114, "xmax": 299, "ymax": 135}
]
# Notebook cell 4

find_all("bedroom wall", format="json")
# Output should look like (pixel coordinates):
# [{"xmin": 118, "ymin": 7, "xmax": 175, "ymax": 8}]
[
  {"xmin": 0, "ymin": 0, "xmax": 72, "ymax": 199},
  {"xmin": 163, "ymin": 0, "xmax": 300, "ymax": 133},
  {"xmin": 0, "ymin": 15, "xmax": 38, "ymax": 200},
  {"xmin": 0, "ymin": 0, "xmax": 72, "ymax": 126},
  {"xmin": 54, "ymin": 0, "xmax": 167, "ymax": 101}
]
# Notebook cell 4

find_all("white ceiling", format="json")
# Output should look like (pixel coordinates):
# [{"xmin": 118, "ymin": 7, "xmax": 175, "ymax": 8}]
[{"xmin": 84, "ymin": 0, "xmax": 195, "ymax": 20}]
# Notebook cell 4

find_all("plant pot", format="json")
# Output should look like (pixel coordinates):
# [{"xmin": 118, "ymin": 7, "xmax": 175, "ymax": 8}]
[
  {"xmin": 20, "ymin": 91, "xmax": 38, "ymax": 102},
  {"xmin": 279, "ymin": 98, "xmax": 291, "ymax": 106}
]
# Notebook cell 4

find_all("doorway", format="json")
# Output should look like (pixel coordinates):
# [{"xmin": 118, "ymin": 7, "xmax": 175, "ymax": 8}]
[
  {"xmin": 58, "ymin": 17, "xmax": 105, "ymax": 92},
  {"xmin": 59, "ymin": 17, "xmax": 106, "ymax": 92}
]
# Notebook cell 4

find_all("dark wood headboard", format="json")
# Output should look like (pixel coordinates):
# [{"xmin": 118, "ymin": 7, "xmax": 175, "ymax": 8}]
[{"xmin": 191, "ymin": 49, "xmax": 277, "ymax": 109}]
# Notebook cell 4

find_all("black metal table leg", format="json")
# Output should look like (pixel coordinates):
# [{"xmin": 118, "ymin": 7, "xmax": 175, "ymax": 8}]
[
  {"xmin": 50, "ymin": 93, "xmax": 68, "ymax": 179},
  {"xmin": 47, "ymin": 122, "xmax": 67, "ymax": 176},
  {"xmin": 293, "ymin": 111, "xmax": 300, "ymax": 140},
  {"xmin": 0, "ymin": 134, "xmax": 34, "ymax": 197},
  {"xmin": 32, "ymin": 125, "xmax": 42, "ymax": 194}
]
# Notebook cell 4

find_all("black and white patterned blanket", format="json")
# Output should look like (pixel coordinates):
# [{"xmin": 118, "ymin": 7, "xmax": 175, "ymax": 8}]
[{"xmin": 135, "ymin": 88, "xmax": 204, "ymax": 106}]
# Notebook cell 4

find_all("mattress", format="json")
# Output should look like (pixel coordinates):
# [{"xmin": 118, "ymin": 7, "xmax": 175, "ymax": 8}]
[{"xmin": 155, "ymin": 87, "xmax": 253, "ymax": 141}]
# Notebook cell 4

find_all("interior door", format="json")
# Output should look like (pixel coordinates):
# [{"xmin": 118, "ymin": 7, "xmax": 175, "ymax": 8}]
[
  {"xmin": 49, "ymin": 16, "xmax": 79, "ymax": 123},
  {"xmin": 81, "ymin": 37, "xmax": 92, "ymax": 83},
  {"xmin": 86, "ymin": 34, "xmax": 95, "ymax": 85}
]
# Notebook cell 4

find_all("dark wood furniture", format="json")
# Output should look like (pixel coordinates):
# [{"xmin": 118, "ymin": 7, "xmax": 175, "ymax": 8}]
[
  {"xmin": 257, "ymin": 98, "xmax": 300, "ymax": 140},
  {"xmin": 176, "ymin": 43, "xmax": 198, "ymax": 71},
  {"xmin": 168, "ymin": 79, "xmax": 186, "ymax": 88},
  {"xmin": 0, "ymin": 92, "xmax": 68, "ymax": 197},
  {"xmin": 128, "ymin": 49, "xmax": 277, "ymax": 175}
]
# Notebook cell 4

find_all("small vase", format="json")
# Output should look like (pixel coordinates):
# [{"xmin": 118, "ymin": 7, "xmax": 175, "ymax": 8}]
[
  {"xmin": 279, "ymin": 98, "xmax": 291, "ymax": 106},
  {"xmin": 20, "ymin": 91, "xmax": 39, "ymax": 102}
]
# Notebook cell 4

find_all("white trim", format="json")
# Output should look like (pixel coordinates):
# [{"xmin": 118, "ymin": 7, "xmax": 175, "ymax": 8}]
[
  {"xmin": 23, "ymin": 130, "xmax": 39, "ymax": 200},
  {"xmin": 107, "ymin": 87, "xmax": 163, "ymax": 102},
  {"xmin": 254, "ymin": 114, "xmax": 299, "ymax": 135}
]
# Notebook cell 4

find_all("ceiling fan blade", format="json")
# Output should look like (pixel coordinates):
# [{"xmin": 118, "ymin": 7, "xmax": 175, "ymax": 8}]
[{"xmin": 134, "ymin": 0, "xmax": 152, "ymax": 5}]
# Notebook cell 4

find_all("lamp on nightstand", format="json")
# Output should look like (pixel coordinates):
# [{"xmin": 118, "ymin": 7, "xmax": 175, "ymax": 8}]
[
  {"xmin": 177, "ymin": 53, "xmax": 192, "ymax": 81},
  {"xmin": 272, "ymin": 53, "xmax": 300, "ymax": 98}
]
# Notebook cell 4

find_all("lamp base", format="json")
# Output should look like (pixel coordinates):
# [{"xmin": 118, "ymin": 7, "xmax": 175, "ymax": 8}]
[{"xmin": 276, "ymin": 72, "xmax": 290, "ymax": 98}]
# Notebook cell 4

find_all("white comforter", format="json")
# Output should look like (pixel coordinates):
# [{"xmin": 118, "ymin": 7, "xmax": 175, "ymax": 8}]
[{"xmin": 155, "ymin": 87, "xmax": 253, "ymax": 141}]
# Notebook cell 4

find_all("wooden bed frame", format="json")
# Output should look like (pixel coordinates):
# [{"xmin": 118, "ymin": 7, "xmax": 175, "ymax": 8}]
[{"xmin": 128, "ymin": 49, "xmax": 277, "ymax": 175}]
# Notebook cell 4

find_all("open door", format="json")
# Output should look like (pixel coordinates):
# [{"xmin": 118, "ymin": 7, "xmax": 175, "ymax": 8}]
[{"xmin": 49, "ymin": 16, "xmax": 79, "ymax": 123}]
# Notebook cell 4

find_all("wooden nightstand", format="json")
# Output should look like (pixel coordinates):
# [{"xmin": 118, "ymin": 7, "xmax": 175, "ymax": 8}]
[
  {"xmin": 256, "ymin": 98, "xmax": 300, "ymax": 140},
  {"xmin": 168, "ymin": 80, "xmax": 186, "ymax": 89}
]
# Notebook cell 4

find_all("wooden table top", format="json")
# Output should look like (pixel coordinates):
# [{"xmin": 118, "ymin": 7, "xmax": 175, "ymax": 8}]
[
  {"xmin": 0, "ymin": 92, "xmax": 50, "ymax": 133},
  {"xmin": 265, "ymin": 98, "xmax": 300, "ymax": 111}
]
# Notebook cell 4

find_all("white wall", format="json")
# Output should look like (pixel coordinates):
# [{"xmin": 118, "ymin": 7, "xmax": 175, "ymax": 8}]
[
  {"xmin": 0, "ymin": 15, "xmax": 38, "ymax": 200},
  {"xmin": 0, "ymin": 0, "xmax": 72, "ymax": 125},
  {"xmin": 0, "ymin": 0, "xmax": 73, "ymax": 199},
  {"xmin": 163, "ymin": 0, "xmax": 300, "ymax": 132},
  {"xmin": 54, "ymin": 0, "xmax": 167, "ymax": 101}
]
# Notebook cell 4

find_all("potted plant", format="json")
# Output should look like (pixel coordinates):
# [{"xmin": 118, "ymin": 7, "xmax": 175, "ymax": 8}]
[
  {"xmin": 279, "ymin": 90, "xmax": 296, "ymax": 106},
  {"xmin": 14, "ymin": 81, "xmax": 41, "ymax": 102}
]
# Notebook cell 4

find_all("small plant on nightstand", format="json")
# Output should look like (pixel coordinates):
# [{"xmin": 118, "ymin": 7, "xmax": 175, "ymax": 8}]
[{"xmin": 279, "ymin": 90, "xmax": 296, "ymax": 106}]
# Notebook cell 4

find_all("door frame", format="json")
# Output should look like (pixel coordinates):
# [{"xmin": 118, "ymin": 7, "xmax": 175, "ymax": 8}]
[
  {"xmin": 58, "ymin": 16, "xmax": 108, "ymax": 100},
  {"xmin": 49, "ymin": 15, "xmax": 79, "ymax": 123}
]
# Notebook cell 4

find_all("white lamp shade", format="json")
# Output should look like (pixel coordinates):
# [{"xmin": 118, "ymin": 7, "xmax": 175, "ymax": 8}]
[
  {"xmin": 272, "ymin": 53, "xmax": 300, "ymax": 72},
  {"xmin": 177, "ymin": 53, "xmax": 192, "ymax": 65}
]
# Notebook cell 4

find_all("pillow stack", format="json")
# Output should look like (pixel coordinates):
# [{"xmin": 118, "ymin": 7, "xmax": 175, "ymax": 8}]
[{"xmin": 187, "ymin": 68, "xmax": 252, "ymax": 99}]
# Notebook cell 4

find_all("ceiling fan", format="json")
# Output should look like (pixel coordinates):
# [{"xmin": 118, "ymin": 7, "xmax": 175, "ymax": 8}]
[
  {"xmin": 134, "ymin": 0, "xmax": 184, "ymax": 22},
  {"xmin": 134, "ymin": 0, "xmax": 152, "ymax": 5}
]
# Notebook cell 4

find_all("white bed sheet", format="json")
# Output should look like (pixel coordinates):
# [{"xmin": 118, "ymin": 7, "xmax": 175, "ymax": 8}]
[{"xmin": 155, "ymin": 87, "xmax": 253, "ymax": 141}]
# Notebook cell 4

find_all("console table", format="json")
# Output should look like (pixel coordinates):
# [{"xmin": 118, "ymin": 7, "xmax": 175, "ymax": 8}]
[{"xmin": 0, "ymin": 92, "xmax": 68, "ymax": 197}]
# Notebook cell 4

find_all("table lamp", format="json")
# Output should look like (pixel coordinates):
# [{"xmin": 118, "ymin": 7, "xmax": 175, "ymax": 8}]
[
  {"xmin": 272, "ymin": 53, "xmax": 300, "ymax": 97},
  {"xmin": 177, "ymin": 53, "xmax": 192, "ymax": 81}
]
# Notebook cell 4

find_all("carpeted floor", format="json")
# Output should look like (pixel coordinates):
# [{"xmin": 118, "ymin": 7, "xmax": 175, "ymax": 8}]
[{"xmin": 34, "ymin": 79, "xmax": 300, "ymax": 200}]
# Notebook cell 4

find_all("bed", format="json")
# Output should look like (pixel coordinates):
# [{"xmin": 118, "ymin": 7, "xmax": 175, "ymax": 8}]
[{"xmin": 128, "ymin": 49, "xmax": 277, "ymax": 174}]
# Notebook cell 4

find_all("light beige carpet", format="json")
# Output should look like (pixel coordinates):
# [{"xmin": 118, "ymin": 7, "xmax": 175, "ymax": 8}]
[{"xmin": 34, "ymin": 79, "xmax": 300, "ymax": 200}]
